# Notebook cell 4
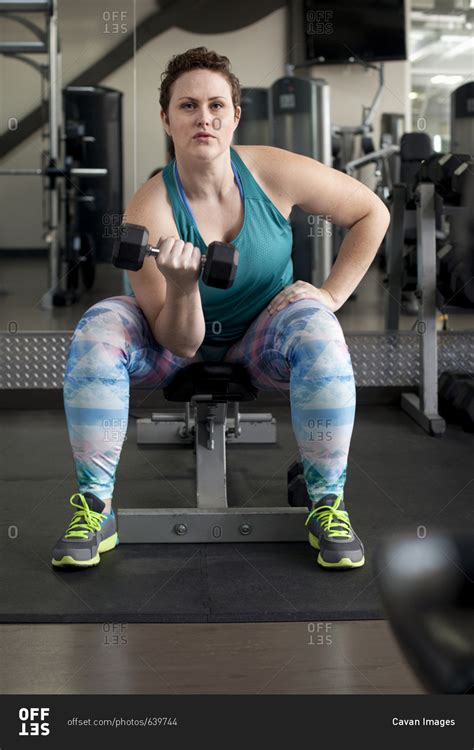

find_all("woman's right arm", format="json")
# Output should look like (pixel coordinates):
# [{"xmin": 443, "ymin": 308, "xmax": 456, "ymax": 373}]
[
  {"xmin": 154, "ymin": 285, "xmax": 205, "ymax": 358},
  {"xmin": 122, "ymin": 179, "xmax": 205, "ymax": 358}
]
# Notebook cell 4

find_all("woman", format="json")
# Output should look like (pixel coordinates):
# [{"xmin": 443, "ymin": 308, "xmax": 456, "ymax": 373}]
[{"xmin": 52, "ymin": 47, "xmax": 390, "ymax": 571}]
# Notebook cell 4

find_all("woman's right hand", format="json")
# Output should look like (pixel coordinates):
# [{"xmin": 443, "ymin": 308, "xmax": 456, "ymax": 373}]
[{"xmin": 155, "ymin": 237, "xmax": 203, "ymax": 295}]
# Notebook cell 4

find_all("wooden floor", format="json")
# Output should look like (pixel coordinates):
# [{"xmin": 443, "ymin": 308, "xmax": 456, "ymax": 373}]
[{"xmin": 0, "ymin": 620, "xmax": 422, "ymax": 694}]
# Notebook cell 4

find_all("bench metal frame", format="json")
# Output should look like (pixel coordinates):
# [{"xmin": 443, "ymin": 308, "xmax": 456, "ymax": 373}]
[{"xmin": 118, "ymin": 379, "xmax": 308, "ymax": 543}]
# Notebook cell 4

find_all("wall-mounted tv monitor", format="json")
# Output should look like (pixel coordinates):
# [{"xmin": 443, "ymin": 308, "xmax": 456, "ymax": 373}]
[{"xmin": 304, "ymin": 0, "xmax": 407, "ymax": 65}]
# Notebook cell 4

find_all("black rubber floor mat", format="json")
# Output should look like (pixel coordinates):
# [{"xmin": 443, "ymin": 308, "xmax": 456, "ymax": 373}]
[{"xmin": 1, "ymin": 405, "xmax": 472, "ymax": 622}]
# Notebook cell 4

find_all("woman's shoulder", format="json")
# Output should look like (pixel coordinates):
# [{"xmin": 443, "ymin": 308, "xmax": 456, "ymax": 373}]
[
  {"xmin": 232, "ymin": 144, "xmax": 269, "ymax": 174},
  {"xmin": 127, "ymin": 168, "xmax": 165, "ymax": 202},
  {"xmin": 232, "ymin": 144, "xmax": 297, "ymax": 190},
  {"xmin": 232, "ymin": 143, "xmax": 291, "ymax": 164},
  {"xmin": 124, "ymin": 168, "xmax": 178, "ymax": 241},
  {"xmin": 232, "ymin": 145, "xmax": 294, "ymax": 219}
]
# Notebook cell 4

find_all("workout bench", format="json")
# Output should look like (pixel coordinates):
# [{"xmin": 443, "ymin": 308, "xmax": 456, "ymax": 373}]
[{"xmin": 117, "ymin": 362, "xmax": 308, "ymax": 543}]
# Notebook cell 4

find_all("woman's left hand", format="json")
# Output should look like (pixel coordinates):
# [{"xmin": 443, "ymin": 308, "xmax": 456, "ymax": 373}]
[{"xmin": 266, "ymin": 282, "xmax": 338, "ymax": 315}]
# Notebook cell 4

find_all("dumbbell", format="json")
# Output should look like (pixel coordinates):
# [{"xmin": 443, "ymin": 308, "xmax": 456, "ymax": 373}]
[
  {"xmin": 438, "ymin": 371, "xmax": 474, "ymax": 431},
  {"xmin": 418, "ymin": 152, "xmax": 472, "ymax": 204},
  {"xmin": 437, "ymin": 241, "xmax": 474, "ymax": 308},
  {"xmin": 112, "ymin": 223, "xmax": 239, "ymax": 289},
  {"xmin": 458, "ymin": 382, "xmax": 474, "ymax": 433},
  {"xmin": 451, "ymin": 158, "xmax": 474, "ymax": 204}
]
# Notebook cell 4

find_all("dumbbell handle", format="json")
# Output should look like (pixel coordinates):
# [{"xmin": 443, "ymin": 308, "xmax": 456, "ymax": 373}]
[{"xmin": 143, "ymin": 242, "xmax": 207, "ymax": 267}]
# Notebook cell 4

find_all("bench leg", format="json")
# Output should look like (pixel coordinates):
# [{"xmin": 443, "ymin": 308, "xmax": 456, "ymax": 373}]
[{"xmin": 195, "ymin": 402, "xmax": 228, "ymax": 508}]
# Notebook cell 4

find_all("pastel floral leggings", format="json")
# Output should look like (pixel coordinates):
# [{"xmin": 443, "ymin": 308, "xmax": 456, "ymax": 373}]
[{"xmin": 63, "ymin": 296, "xmax": 356, "ymax": 504}]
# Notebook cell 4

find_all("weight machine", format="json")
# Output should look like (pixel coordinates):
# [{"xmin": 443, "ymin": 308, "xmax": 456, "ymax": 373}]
[{"xmin": 0, "ymin": 0, "xmax": 108, "ymax": 307}]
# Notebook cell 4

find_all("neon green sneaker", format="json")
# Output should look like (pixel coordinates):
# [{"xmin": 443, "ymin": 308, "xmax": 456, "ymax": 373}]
[
  {"xmin": 51, "ymin": 492, "xmax": 119, "ymax": 568},
  {"xmin": 305, "ymin": 493, "xmax": 365, "ymax": 569}
]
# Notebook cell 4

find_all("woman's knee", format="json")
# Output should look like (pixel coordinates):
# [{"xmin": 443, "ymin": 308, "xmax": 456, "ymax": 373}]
[
  {"xmin": 305, "ymin": 298, "xmax": 344, "ymax": 331},
  {"xmin": 283, "ymin": 299, "xmax": 346, "ymax": 344},
  {"xmin": 282, "ymin": 300, "xmax": 353, "ymax": 375}
]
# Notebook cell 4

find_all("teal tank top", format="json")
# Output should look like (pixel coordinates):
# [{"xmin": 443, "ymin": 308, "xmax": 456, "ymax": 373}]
[{"xmin": 132, "ymin": 147, "xmax": 294, "ymax": 361}]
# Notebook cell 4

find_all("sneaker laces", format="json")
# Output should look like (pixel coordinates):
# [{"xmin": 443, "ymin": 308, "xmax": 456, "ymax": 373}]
[
  {"xmin": 64, "ymin": 493, "xmax": 105, "ymax": 539},
  {"xmin": 305, "ymin": 493, "xmax": 352, "ymax": 539}
]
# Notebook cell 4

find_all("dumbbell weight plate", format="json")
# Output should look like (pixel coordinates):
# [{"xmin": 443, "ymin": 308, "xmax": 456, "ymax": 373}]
[
  {"xmin": 112, "ymin": 224, "xmax": 149, "ymax": 271},
  {"xmin": 201, "ymin": 241, "xmax": 239, "ymax": 289},
  {"xmin": 438, "ymin": 371, "xmax": 474, "ymax": 424},
  {"xmin": 459, "ymin": 383, "xmax": 474, "ymax": 433}
]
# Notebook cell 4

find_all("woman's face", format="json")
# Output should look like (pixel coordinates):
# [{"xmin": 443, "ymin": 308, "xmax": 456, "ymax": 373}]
[{"xmin": 162, "ymin": 69, "xmax": 240, "ymax": 160}]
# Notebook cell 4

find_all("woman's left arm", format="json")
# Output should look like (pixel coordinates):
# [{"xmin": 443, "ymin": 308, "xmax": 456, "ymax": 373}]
[
  {"xmin": 258, "ymin": 147, "xmax": 391, "ymax": 314},
  {"xmin": 319, "ymin": 207, "xmax": 391, "ymax": 311}
]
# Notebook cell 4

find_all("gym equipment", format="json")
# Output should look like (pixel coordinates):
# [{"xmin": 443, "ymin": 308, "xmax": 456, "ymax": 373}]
[
  {"xmin": 271, "ymin": 69, "xmax": 332, "ymax": 289},
  {"xmin": 331, "ymin": 62, "xmax": 391, "ymax": 278},
  {"xmin": 331, "ymin": 63, "xmax": 386, "ymax": 170},
  {"xmin": 0, "ymin": 0, "xmax": 110, "ymax": 308},
  {"xmin": 458, "ymin": 383, "xmax": 474, "ymax": 433},
  {"xmin": 0, "ymin": 0, "xmax": 61, "ymax": 307},
  {"xmin": 380, "ymin": 112, "xmax": 405, "ymax": 185},
  {"xmin": 451, "ymin": 81, "xmax": 474, "ymax": 155},
  {"xmin": 437, "ymin": 242, "xmax": 474, "ymax": 309},
  {"xmin": 52, "ymin": 85, "xmax": 124, "ymax": 306},
  {"xmin": 452, "ymin": 158, "xmax": 474, "ymax": 198},
  {"xmin": 112, "ymin": 223, "xmax": 239, "ymax": 290},
  {"xmin": 63, "ymin": 85, "xmax": 123, "ymax": 267},
  {"xmin": 0, "ymin": 161, "xmax": 108, "ymax": 305},
  {"xmin": 417, "ymin": 152, "xmax": 471, "ymax": 204},
  {"xmin": 117, "ymin": 362, "xmax": 309, "ymax": 543},
  {"xmin": 383, "ymin": 143, "xmax": 448, "ymax": 435},
  {"xmin": 438, "ymin": 371, "xmax": 471, "ymax": 421},
  {"xmin": 436, "ymin": 157, "xmax": 474, "ymax": 310},
  {"xmin": 384, "ymin": 132, "xmax": 434, "ymax": 327},
  {"xmin": 375, "ymin": 533, "xmax": 474, "ymax": 694},
  {"xmin": 0, "ymin": 162, "xmax": 108, "ymax": 306},
  {"xmin": 52, "ymin": 85, "xmax": 123, "ymax": 307},
  {"xmin": 381, "ymin": 138, "xmax": 474, "ymax": 435},
  {"xmin": 232, "ymin": 88, "xmax": 271, "ymax": 146},
  {"xmin": 397, "ymin": 180, "xmax": 446, "ymax": 436},
  {"xmin": 344, "ymin": 143, "xmax": 400, "ymax": 199},
  {"xmin": 438, "ymin": 371, "xmax": 474, "ymax": 433}
]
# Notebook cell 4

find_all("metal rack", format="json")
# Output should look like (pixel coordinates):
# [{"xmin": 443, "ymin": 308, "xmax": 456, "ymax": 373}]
[
  {"xmin": 0, "ymin": 0, "xmax": 61, "ymax": 307},
  {"xmin": 0, "ymin": 0, "xmax": 107, "ymax": 307}
]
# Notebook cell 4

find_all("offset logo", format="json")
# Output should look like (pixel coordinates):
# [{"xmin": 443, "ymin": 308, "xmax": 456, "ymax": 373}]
[{"xmin": 18, "ymin": 707, "xmax": 50, "ymax": 736}]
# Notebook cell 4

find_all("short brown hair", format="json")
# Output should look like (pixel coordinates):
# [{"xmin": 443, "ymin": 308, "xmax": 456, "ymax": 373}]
[{"xmin": 159, "ymin": 46, "xmax": 241, "ymax": 116}]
